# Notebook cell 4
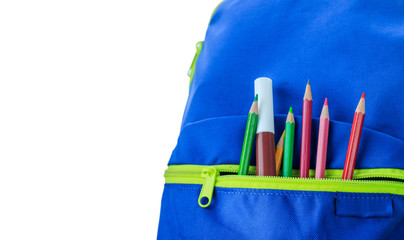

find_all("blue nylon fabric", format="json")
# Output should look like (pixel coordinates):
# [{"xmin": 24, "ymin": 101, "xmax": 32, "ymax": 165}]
[
  {"xmin": 157, "ymin": 184, "xmax": 404, "ymax": 240},
  {"xmin": 170, "ymin": 115, "xmax": 403, "ymax": 169},
  {"xmin": 168, "ymin": 0, "xmax": 404, "ymax": 168},
  {"xmin": 335, "ymin": 192, "xmax": 393, "ymax": 218}
]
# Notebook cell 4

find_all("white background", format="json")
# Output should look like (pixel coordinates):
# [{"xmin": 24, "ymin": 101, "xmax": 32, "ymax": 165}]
[{"xmin": 0, "ymin": 1, "xmax": 219, "ymax": 239}]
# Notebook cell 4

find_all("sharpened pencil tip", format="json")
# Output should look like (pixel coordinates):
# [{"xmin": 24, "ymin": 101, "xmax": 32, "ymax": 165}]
[
  {"xmin": 307, "ymin": 79, "xmax": 310, "ymax": 85},
  {"xmin": 303, "ymin": 79, "xmax": 313, "ymax": 100},
  {"xmin": 254, "ymin": 94, "xmax": 258, "ymax": 101},
  {"xmin": 361, "ymin": 92, "xmax": 365, "ymax": 98},
  {"xmin": 324, "ymin": 98, "xmax": 328, "ymax": 106},
  {"xmin": 286, "ymin": 107, "xmax": 295, "ymax": 123}
]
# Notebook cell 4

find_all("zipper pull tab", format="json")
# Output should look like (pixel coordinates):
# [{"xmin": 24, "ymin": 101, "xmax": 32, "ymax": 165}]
[
  {"xmin": 198, "ymin": 167, "xmax": 217, "ymax": 208},
  {"xmin": 187, "ymin": 41, "xmax": 203, "ymax": 84}
]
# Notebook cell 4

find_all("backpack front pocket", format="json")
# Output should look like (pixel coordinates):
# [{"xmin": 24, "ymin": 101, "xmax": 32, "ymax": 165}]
[{"xmin": 158, "ymin": 165, "xmax": 404, "ymax": 240}]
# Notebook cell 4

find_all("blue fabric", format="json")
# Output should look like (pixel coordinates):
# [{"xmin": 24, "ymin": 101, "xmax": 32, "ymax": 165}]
[
  {"xmin": 158, "ymin": 184, "xmax": 404, "ymax": 240},
  {"xmin": 169, "ymin": 115, "xmax": 403, "ymax": 170},
  {"xmin": 335, "ymin": 192, "xmax": 393, "ymax": 218},
  {"xmin": 168, "ymin": 0, "xmax": 404, "ymax": 169}
]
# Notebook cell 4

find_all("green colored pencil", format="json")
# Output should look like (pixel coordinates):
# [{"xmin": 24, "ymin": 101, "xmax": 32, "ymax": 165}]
[
  {"xmin": 283, "ymin": 107, "xmax": 295, "ymax": 177},
  {"xmin": 238, "ymin": 95, "xmax": 259, "ymax": 175}
]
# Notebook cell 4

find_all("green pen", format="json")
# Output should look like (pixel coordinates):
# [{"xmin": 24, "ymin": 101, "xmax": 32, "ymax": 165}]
[
  {"xmin": 283, "ymin": 107, "xmax": 295, "ymax": 177},
  {"xmin": 238, "ymin": 95, "xmax": 259, "ymax": 175}
]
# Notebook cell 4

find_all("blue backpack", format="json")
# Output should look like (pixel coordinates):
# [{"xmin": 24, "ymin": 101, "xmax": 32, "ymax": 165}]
[{"xmin": 158, "ymin": 1, "xmax": 404, "ymax": 239}]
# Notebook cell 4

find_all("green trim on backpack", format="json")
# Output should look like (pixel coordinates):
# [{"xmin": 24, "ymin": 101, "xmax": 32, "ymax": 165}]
[
  {"xmin": 188, "ymin": 41, "xmax": 203, "ymax": 86},
  {"xmin": 188, "ymin": 1, "xmax": 224, "ymax": 86}
]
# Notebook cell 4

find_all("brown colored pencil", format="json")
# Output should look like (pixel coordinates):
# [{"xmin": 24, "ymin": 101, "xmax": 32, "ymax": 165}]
[{"xmin": 255, "ymin": 77, "xmax": 276, "ymax": 176}]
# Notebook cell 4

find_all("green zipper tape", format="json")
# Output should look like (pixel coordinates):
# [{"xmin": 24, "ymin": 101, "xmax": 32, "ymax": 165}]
[{"xmin": 165, "ymin": 165, "xmax": 404, "ymax": 208}]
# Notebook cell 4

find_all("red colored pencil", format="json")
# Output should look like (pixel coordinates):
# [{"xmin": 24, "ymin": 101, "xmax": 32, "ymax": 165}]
[
  {"xmin": 300, "ymin": 79, "xmax": 312, "ymax": 178},
  {"xmin": 315, "ymin": 98, "xmax": 329, "ymax": 179},
  {"xmin": 342, "ymin": 93, "xmax": 365, "ymax": 180}
]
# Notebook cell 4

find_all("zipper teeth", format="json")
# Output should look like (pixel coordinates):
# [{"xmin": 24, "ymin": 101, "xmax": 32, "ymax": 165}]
[
  {"xmin": 165, "ymin": 165, "xmax": 404, "ymax": 184},
  {"xmin": 354, "ymin": 173, "xmax": 402, "ymax": 179},
  {"xmin": 165, "ymin": 170, "xmax": 402, "ymax": 185},
  {"xmin": 166, "ymin": 167, "xmax": 403, "ymax": 186},
  {"xmin": 214, "ymin": 166, "xmax": 403, "ymax": 182},
  {"xmin": 219, "ymin": 174, "xmax": 401, "ymax": 185}
]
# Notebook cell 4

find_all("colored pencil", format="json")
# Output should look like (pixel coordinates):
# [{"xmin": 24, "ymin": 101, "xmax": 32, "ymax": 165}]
[
  {"xmin": 275, "ymin": 130, "xmax": 285, "ymax": 176},
  {"xmin": 300, "ymin": 79, "xmax": 312, "ymax": 178},
  {"xmin": 238, "ymin": 95, "xmax": 259, "ymax": 175},
  {"xmin": 315, "ymin": 98, "xmax": 330, "ymax": 179},
  {"xmin": 255, "ymin": 77, "xmax": 276, "ymax": 176},
  {"xmin": 283, "ymin": 107, "xmax": 295, "ymax": 177},
  {"xmin": 342, "ymin": 93, "xmax": 365, "ymax": 180}
]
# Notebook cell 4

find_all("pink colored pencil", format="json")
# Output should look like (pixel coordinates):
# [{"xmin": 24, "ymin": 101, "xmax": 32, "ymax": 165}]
[
  {"xmin": 315, "ymin": 98, "xmax": 329, "ymax": 178},
  {"xmin": 300, "ymin": 79, "xmax": 312, "ymax": 178}
]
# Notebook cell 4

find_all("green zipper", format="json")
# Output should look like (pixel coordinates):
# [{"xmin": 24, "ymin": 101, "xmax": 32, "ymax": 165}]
[
  {"xmin": 187, "ymin": 1, "xmax": 225, "ymax": 86},
  {"xmin": 165, "ymin": 164, "xmax": 404, "ymax": 208},
  {"xmin": 187, "ymin": 41, "xmax": 203, "ymax": 86}
]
